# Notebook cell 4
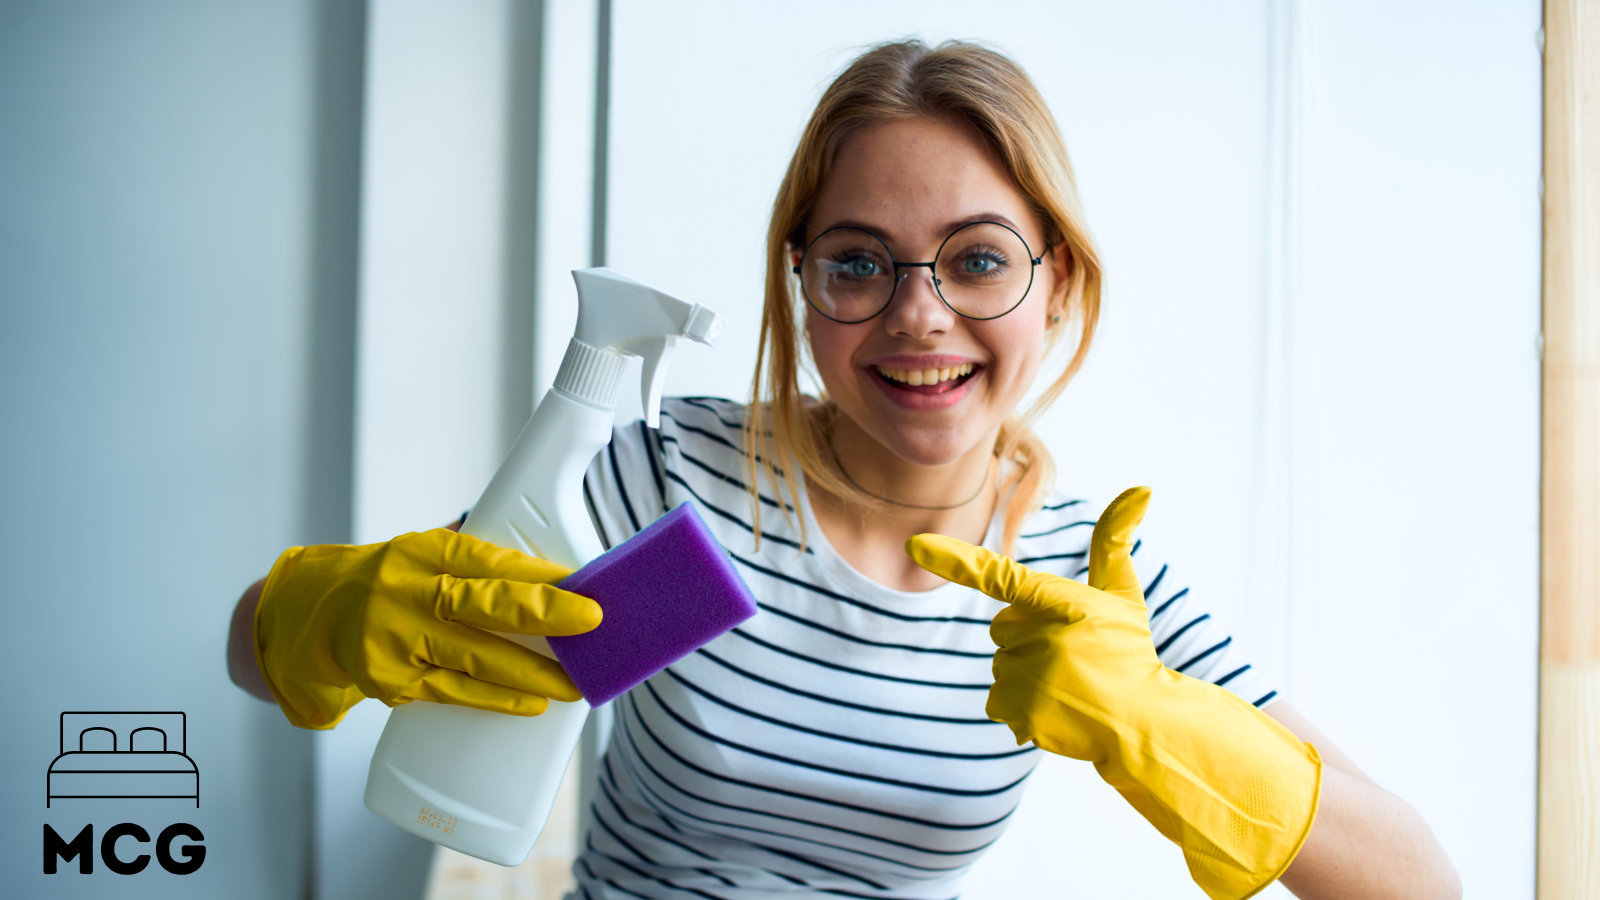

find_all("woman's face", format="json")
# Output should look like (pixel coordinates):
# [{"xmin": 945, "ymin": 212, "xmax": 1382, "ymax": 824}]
[{"xmin": 802, "ymin": 116, "xmax": 1068, "ymax": 470}]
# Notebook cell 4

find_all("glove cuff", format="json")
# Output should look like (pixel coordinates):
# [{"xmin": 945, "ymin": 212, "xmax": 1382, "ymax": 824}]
[
  {"xmin": 256, "ymin": 545, "xmax": 362, "ymax": 730},
  {"xmin": 1095, "ymin": 679, "xmax": 1323, "ymax": 900},
  {"xmin": 1180, "ymin": 740, "xmax": 1321, "ymax": 900}
]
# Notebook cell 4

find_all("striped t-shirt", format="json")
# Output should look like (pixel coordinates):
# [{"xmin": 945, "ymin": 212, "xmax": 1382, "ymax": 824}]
[{"xmin": 567, "ymin": 397, "xmax": 1277, "ymax": 900}]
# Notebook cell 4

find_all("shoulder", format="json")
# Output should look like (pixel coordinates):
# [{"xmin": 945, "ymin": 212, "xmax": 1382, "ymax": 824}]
[
  {"xmin": 586, "ymin": 396, "xmax": 791, "ymax": 552},
  {"xmin": 595, "ymin": 396, "xmax": 749, "ymax": 485},
  {"xmin": 656, "ymin": 396, "xmax": 749, "ymax": 452},
  {"xmin": 650, "ymin": 397, "xmax": 754, "ymax": 497}
]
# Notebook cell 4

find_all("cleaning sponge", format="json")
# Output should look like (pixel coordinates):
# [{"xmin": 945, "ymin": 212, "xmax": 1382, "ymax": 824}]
[{"xmin": 547, "ymin": 502, "xmax": 758, "ymax": 705}]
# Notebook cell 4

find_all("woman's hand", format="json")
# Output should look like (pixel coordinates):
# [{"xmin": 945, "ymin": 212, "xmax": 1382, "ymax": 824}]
[
  {"xmin": 907, "ymin": 487, "xmax": 1322, "ymax": 900},
  {"xmin": 254, "ymin": 529, "xmax": 602, "ymax": 729},
  {"xmin": 908, "ymin": 487, "xmax": 1166, "ymax": 761}
]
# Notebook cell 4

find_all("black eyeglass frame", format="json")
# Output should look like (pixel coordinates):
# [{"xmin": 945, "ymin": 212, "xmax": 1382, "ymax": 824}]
[{"xmin": 791, "ymin": 220, "xmax": 1045, "ymax": 324}]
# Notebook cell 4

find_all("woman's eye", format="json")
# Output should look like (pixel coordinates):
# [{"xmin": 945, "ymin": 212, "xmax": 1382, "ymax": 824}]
[
  {"xmin": 956, "ymin": 251, "xmax": 1007, "ymax": 276},
  {"xmin": 841, "ymin": 256, "xmax": 881, "ymax": 278}
]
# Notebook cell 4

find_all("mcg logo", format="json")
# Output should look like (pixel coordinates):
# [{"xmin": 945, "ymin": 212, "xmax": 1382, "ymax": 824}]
[{"xmin": 43, "ymin": 711, "xmax": 206, "ymax": 876}]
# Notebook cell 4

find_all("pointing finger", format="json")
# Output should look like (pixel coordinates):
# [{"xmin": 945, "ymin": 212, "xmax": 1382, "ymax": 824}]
[
  {"xmin": 905, "ymin": 534, "xmax": 1030, "ymax": 599},
  {"xmin": 905, "ymin": 533, "xmax": 1095, "ymax": 618}
]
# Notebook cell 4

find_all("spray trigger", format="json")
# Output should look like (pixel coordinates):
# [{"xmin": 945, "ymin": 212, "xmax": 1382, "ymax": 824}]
[{"xmin": 622, "ymin": 335, "xmax": 675, "ymax": 427}]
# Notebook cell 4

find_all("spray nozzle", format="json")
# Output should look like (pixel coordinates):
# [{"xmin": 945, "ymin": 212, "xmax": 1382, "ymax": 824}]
[{"xmin": 563, "ymin": 268, "xmax": 722, "ymax": 426}]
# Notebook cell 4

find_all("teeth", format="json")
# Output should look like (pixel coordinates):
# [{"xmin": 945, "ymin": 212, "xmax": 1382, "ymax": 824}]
[{"xmin": 877, "ymin": 363, "xmax": 974, "ymax": 385}]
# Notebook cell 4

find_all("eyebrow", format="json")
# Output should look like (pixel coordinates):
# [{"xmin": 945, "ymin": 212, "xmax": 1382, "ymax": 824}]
[{"xmin": 817, "ymin": 212, "xmax": 1027, "ymax": 243}]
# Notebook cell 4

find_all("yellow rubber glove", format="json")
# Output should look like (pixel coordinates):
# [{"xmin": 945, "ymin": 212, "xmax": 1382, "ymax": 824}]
[
  {"xmin": 255, "ymin": 528, "xmax": 602, "ymax": 730},
  {"xmin": 906, "ymin": 487, "xmax": 1321, "ymax": 900}
]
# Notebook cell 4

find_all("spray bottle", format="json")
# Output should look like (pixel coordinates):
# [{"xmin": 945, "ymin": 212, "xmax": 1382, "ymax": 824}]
[{"xmin": 363, "ymin": 267, "xmax": 722, "ymax": 865}]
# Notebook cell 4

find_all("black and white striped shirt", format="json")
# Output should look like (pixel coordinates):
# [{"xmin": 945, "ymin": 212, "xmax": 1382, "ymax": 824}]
[{"xmin": 568, "ymin": 397, "xmax": 1277, "ymax": 900}]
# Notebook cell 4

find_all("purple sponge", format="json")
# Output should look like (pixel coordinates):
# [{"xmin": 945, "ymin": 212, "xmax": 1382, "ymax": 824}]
[{"xmin": 547, "ymin": 502, "xmax": 758, "ymax": 705}]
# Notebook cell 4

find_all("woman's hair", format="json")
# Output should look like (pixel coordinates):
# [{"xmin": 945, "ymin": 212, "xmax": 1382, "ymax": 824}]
[{"xmin": 743, "ymin": 38, "xmax": 1104, "ymax": 556}]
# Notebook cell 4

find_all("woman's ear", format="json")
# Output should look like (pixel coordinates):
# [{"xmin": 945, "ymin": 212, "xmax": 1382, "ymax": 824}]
[
  {"xmin": 1047, "ymin": 240, "xmax": 1072, "ymax": 285},
  {"xmin": 1046, "ymin": 241, "xmax": 1073, "ymax": 324}
]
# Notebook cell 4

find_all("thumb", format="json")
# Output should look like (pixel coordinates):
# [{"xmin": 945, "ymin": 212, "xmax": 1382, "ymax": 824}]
[
  {"xmin": 1087, "ymin": 486, "xmax": 1151, "ymax": 602},
  {"xmin": 906, "ymin": 533, "xmax": 1060, "ymax": 612}
]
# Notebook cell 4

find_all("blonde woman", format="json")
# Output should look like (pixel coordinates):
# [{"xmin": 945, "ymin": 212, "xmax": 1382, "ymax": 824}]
[{"xmin": 229, "ymin": 40, "xmax": 1460, "ymax": 900}]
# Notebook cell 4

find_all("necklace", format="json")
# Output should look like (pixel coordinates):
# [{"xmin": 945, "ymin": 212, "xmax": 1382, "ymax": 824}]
[{"xmin": 826, "ymin": 434, "xmax": 995, "ymax": 511}]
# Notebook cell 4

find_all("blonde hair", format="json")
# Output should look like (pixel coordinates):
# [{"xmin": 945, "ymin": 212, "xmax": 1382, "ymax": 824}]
[{"xmin": 744, "ymin": 39, "xmax": 1103, "ymax": 555}]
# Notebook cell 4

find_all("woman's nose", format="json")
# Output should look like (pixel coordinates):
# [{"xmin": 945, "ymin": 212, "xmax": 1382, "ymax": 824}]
[{"xmin": 883, "ymin": 266, "xmax": 954, "ymax": 338}]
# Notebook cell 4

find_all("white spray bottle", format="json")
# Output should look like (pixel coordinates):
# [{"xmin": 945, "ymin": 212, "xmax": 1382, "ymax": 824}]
[{"xmin": 363, "ymin": 267, "xmax": 722, "ymax": 865}]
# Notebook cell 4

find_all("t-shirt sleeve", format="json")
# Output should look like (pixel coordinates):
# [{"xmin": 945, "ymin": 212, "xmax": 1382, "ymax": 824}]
[{"xmin": 1134, "ymin": 541, "xmax": 1281, "ymax": 708}]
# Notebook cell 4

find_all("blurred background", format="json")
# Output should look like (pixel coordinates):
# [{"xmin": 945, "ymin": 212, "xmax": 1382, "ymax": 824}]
[{"xmin": 0, "ymin": 0, "xmax": 1541, "ymax": 897}]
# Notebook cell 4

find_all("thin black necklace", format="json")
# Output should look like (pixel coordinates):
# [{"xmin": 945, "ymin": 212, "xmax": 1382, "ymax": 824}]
[{"xmin": 826, "ymin": 433, "xmax": 995, "ymax": 511}]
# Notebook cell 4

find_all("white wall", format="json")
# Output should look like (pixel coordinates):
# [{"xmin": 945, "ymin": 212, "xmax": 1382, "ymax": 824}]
[
  {"xmin": 0, "ymin": 1, "xmax": 364, "ymax": 897},
  {"xmin": 1279, "ymin": 4, "xmax": 1541, "ymax": 893},
  {"xmin": 598, "ymin": 1, "xmax": 1542, "ymax": 896}
]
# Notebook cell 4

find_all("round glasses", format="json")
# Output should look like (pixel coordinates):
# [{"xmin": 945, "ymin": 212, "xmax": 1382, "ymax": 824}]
[{"xmin": 793, "ymin": 221, "xmax": 1044, "ymax": 323}]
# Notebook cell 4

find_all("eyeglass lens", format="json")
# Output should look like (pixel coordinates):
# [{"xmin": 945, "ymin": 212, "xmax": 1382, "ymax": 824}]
[{"xmin": 799, "ymin": 222, "xmax": 1035, "ymax": 322}]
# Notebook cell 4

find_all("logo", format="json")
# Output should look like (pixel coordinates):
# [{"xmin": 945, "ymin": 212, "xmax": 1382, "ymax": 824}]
[{"xmin": 44, "ymin": 711, "xmax": 205, "ymax": 876}]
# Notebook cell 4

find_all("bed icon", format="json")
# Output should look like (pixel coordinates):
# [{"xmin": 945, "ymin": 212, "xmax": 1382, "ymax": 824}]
[{"xmin": 46, "ymin": 711, "xmax": 199, "ymax": 808}]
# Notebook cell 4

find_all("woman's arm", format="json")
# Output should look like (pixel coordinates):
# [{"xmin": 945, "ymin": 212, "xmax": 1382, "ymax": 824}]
[
  {"xmin": 227, "ymin": 577, "xmax": 275, "ymax": 703},
  {"xmin": 1267, "ymin": 702, "xmax": 1462, "ymax": 900}
]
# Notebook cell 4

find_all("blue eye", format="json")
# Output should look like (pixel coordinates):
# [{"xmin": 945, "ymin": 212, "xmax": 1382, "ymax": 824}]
[
  {"xmin": 846, "ymin": 257, "xmax": 880, "ymax": 277},
  {"xmin": 830, "ymin": 255, "xmax": 882, "ymax": 279},
  {"xmin": 950, "ymin": 245, "xmax": 1009, "ymax": 280}
]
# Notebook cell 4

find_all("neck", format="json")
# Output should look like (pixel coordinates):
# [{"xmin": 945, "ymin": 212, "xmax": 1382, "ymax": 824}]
[{"xmin": 818, "ymin": 409, "xmax": 1000, "ymax": 547}]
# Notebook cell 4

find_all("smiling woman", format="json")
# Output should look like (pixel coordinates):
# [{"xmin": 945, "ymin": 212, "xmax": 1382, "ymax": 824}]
[{"xmin": 749, "ymin": 44, "xmax": 1101, "ymax": 562}]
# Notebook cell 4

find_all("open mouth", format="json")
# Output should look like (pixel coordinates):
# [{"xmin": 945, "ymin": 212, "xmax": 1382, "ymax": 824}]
[{"xmin": 871, "ymin": 363, "xmax": 982, "ymax": 395}]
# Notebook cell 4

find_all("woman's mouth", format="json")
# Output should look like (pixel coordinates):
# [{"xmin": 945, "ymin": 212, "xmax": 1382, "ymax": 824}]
[
  {"xmin": 868, "ymin": 363, "xmax": 983, "ymax": 408},
  {"xmin": 873, "ymin": 362, "xmax": 977, "ymax": 393}
]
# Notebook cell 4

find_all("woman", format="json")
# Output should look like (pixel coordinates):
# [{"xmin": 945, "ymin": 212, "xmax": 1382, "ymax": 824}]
[{"xmin": 229, "ymin": 39, "xmax": 1460, "ymax": 899}]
